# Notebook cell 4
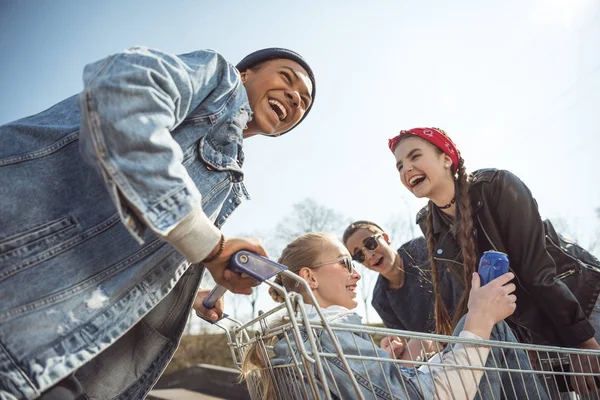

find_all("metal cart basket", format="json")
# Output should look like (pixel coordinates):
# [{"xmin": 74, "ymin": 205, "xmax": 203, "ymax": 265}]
[{"xmin": 212, "ymin": 270, "xmax": 600, "ymax": 400}]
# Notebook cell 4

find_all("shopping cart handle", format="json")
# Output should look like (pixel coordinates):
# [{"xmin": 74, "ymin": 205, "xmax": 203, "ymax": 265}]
[{"xmin": 202, "ymin": 250, "xmax": 288, "ymax": 310}]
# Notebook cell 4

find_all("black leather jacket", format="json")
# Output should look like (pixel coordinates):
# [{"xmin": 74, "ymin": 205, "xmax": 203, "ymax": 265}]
[{"xmin": 417, "ymin": 168, "xmax": 600, "ymax": 347}]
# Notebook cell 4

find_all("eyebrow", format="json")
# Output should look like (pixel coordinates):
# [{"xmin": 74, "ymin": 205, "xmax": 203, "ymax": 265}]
[
  {"xmin": 282, "ymin": 66, "xmax": 312, "ymax": 102},
  {"xmin": 396, "ymin": 148, "xmax": 420, "ymax": 169}
]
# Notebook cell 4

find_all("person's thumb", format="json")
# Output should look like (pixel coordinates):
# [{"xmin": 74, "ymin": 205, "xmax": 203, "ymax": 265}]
[{"xmin": 471, "ymin": 272, "xmax": 481, "ymax": 289}]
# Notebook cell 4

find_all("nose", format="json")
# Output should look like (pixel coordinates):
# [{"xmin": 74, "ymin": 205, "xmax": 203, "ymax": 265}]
[
  {"xmin": 352, "ymin": 268, "xmax": 361, "ymax": 281},
  {"xmin": 285, "ymin": 90, "xmax": 300, "ymax": 108},
  {"xmin": 365, "ymin": 249, "xmax": 377, "ymax": 264}
]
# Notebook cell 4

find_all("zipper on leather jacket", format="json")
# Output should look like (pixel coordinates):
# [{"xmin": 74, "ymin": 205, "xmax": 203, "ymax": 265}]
[
  {"xmin": 476, "ymin": 215, "xmax": 538, "ymax": 336},
  {"xmin": 546, "ymin": 234, "xmax": 600, "ymax": 275},
  {"xmin": 476, "ymin": 215, "xmax": 526, "ymax": 286},
  {"xmin": 554, "ymin": 269, "xmax": 576, "ymax": 281}
]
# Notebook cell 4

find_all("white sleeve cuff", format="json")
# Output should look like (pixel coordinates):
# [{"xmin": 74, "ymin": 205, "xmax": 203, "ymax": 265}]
[{"xmin": 161, "ymin": 205, "xmax": 222, "ymax": 263}]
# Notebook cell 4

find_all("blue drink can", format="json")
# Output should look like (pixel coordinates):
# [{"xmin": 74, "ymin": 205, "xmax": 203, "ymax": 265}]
[{"xmin": 478, "ymin": 251, "xmax": 510, "ymax": 286}]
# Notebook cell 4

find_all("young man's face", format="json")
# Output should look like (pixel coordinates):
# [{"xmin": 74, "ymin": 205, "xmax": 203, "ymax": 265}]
[
  {"xmin": 345, "ymin": 228, "xmax": 397, "ymax": 276},
  {"xmin": 241, "ymin": 59, "xmax": 313, "ymax": 137}
]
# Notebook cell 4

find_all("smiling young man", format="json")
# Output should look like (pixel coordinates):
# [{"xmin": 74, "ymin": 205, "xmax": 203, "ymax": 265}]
[
  {"xmin": 343, "ymin": 221, "xmax": 462, "ymax": 333},
  {"xmin": 0, "ymin": 47, "xmax": 315, "ymax": 400}
]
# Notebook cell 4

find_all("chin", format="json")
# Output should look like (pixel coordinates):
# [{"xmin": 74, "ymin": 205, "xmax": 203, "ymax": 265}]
[{"xmin": 411, "ymin": 188, "xmax": 430, "ymax": 199}]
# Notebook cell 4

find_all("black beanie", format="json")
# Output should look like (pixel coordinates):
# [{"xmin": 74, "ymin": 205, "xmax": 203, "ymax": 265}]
[{"xmin": 236, "ymin": 48, "xmax": 315, "ymax": 135}]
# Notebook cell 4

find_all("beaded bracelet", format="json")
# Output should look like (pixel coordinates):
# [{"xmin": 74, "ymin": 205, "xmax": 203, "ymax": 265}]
[{"xmin": 203, "ymin": 234, "xmax": 225, "ymax": 263}]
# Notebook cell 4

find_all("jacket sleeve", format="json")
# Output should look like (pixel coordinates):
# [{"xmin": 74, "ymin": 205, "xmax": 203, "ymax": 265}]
[
  {"xmin": 79, "ymin": 47, "xmax": 234, "ymax": 262},
  {"xmin": 488, "ymin": 170, "xmax": 594, "ymax": 346}
]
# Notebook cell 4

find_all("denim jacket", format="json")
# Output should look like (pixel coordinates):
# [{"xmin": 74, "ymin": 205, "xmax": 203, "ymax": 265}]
[
  {"xmin": 270, "ymin": 305, "xmax": 431, "ymax": 399},
  {"xmin": 0, "ymin": 47, "xmax": 252, "ymax": 399}
]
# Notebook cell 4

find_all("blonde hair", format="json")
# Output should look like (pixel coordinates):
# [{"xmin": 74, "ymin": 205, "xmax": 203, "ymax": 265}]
[
  {"xmin": 242, "ymin": 232, "xmax": 339, "ymax": 400},
  {"xmin": 268, "ymin": 232, "xmax": 339, "ymax": 303}
]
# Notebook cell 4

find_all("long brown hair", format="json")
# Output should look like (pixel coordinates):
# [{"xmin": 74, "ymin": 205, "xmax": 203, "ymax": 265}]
[{"xmin": 393, "ymin": 135, "xmax": 476, "ymax": 335}]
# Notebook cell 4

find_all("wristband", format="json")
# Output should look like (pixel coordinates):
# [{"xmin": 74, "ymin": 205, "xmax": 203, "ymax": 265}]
[{"xmin": 203, "ymin": 234, "xmax": 225, "ymax": 263}]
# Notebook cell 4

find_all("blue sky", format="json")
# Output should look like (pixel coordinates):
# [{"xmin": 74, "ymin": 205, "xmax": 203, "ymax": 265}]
[{"xmin": 2, "ymin": 0, "xmax": 600, "ymax": 323}]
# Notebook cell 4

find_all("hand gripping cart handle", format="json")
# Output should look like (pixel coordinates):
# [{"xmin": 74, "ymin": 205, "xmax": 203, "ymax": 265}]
[{"xmin": 202, "ymin": 250, "xmax": 288, "ymax": 315}]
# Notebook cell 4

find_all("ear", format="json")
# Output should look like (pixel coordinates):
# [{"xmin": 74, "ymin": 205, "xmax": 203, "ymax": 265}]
[
  {"xmin": 299, "ymin": 267, "xmax": 318, "ymax": 290},
  {"xmin": 443, "ymin": 154, "xmax": 452, "ymax": 169},
  {"xmin": 239, "ymin": 69, "xmax": 249, "ymax": 83},
  {"xmin": 382, "ymin": 232, "xmax": 391, "ymax": 245}
]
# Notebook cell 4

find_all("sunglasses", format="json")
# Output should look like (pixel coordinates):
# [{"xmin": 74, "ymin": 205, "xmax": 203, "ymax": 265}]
[
  {"xmin": 312, "ymin": 256, "xmax": 355, "ymax": 275},
  {"xmin": 352, "ymin": 233, "xmax": 384, "ymax": 263}
]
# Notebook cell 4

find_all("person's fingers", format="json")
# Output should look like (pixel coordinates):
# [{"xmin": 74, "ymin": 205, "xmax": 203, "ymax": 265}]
[
  {"xmin": 584, "ymin": 375, "xmax": 596, "ymax": 394},
  {"xmin": 571, "ymin": 373, "xmax": 591, "ymax": 395},
  {"xmin": 502, "ymin": 283, "xmax": 516, "ymax": 294},
  {"xmin": 223, "ymin": 271, "xmax": 259, "ymax": 287},
  {"xmin": 195, "ymin": 308, "xmax": 218, "ymax": 321},
  {"xmin": 231, "ymin": 286, "xmax": 253, "ymax": 295},
  {"xmin": 574, "ymin": 375, "xmax": 589, "ymax": 394},
  {"xmin": 507, "ymin": 294, "xmax": 517, "ymax": 304},
  {"xmin": 491, "ymin": 272, "xmax": 514, "ymax": 286},
  {"xmin": 237, "ymin": 239, "xmax": 268, "ymax": 257}
]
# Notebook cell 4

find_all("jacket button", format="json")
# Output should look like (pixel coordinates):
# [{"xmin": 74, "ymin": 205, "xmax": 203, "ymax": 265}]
[{"xmin": 437, "ymin": 249, "xmax": 443, "ymax": 255}]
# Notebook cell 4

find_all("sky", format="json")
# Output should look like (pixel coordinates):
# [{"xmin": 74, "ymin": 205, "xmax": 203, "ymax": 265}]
[{"xmin": 1, "ymin": 0, "xmax": 600, "ymax": 326}]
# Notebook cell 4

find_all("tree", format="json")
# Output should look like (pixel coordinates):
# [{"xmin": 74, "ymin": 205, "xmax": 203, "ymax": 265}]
[
  {"xmin": 385, "ymin": 213, "xmax": 416, "ymax": 249},
  {"xmin": 248, "ymin": 286, "xmax": 261, "ymax": 320},
  {"xmin": 275, "ymin": 198, "xmax": 350, "ymax": 242},
  {"xmin": 356, "ymin": 263, "xmax": 378, "ymax": 323}
]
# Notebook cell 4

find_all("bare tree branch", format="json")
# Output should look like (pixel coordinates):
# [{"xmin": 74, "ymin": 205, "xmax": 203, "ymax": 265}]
[
  {"xmin": 275, "ymin": 198, "xmax": 350, "ymax": 242},
  {"xmin": 356, "ymin": 263, "xmax": 378, "ymax": 323}
]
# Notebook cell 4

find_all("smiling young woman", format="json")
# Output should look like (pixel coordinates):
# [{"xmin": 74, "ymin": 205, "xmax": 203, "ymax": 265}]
[{"xmin": 389, "ymin": 127, "xmax": 600, "ymax": 394}]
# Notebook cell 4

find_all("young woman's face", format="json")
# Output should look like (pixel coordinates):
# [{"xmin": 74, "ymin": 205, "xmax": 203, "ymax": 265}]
[
  {"xmin": 393, "ymin": 136, "xmax": 453, "ymax": 199},
  {"xmin": 241, "ymin": 58, "xmax": 313, "ymax": 137},
  {"xmin": 309, "ymin": 239, "xmax": 361, "ymax": 310},
  {"xmin": 345, "ymin": 228, "xmax": 397, "ymax": 276}
]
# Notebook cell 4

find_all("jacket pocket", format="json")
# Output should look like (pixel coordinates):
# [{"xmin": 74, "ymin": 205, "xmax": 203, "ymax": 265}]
[{"xmin": 0, "ymin": 216, "xmax": 78, "ymax": 280}]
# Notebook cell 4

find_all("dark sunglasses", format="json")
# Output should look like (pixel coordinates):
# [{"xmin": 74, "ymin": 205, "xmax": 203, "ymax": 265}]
[
  {"xmin": 312, "ymin": 256, "xmax": 355, "ymax": 275},
  {"xmin": 352, "ymin": 233, "xmax": 384, "ymax": 263}
]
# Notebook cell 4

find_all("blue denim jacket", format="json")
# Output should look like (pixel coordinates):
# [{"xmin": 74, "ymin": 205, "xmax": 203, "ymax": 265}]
[
  {"xmin": 270, "ymin": 305, "xmax": 431, "ymax": 399},
  {"xmin": 0, "ymin": 47, "xmax": 252, "ymax": 399}
]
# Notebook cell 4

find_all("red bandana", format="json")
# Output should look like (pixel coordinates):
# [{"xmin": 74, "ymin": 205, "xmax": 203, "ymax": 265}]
[{"xmin": 388, "ymin": 127, "xmax": 460, "ymax": 173}]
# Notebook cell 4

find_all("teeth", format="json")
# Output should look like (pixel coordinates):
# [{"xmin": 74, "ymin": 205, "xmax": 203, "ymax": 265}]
[
  {"xmin": 409, "ymin": 175, "xmax": 425, "ymax": 186},
  {"xmin": 268, "ymin": 99, "xmax": 287, "ymax": 121}
]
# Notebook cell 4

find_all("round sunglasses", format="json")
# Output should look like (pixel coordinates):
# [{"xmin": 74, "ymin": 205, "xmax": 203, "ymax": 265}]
[
  {"xmin": 352, "ymin": 233, "xmax": 384, "ymax": 263},
  {"xmin": 312, "ymin": 255, "xmax": 355, "ymax": 274}
]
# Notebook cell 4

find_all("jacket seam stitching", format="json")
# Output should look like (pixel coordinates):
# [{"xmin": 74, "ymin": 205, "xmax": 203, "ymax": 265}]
[{"xmin": 0, "ymin": 131, "xmax": 78, "ymax": 166}]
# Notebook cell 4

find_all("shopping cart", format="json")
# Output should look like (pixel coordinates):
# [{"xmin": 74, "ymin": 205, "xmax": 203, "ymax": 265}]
[{"xmin": 207, "ymin": 256, "xmax": 600, "ymax": 400}]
